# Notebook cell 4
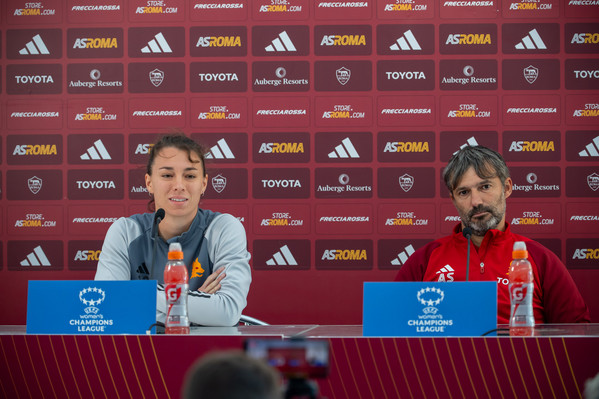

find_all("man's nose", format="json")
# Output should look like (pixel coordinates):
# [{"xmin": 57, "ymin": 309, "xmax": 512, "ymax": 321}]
[{"xmin": 470, "ymin": 190, "xmax": 483, "ymax": 207}]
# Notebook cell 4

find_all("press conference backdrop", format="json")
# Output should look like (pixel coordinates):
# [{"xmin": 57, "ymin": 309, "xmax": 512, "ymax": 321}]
[{"xmin": 0, "ymin": 0, "xmax": 598, "ymax": 325}]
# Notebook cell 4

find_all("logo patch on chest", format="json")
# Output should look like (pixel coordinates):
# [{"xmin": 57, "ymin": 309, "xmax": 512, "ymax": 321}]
[
  {"xmin": 191, "ymin": 258, "xmax": 205, "ymax": 279},
  {"xmin": 435, "ymin": 265, "xmax": 454, "ymax": 282}
]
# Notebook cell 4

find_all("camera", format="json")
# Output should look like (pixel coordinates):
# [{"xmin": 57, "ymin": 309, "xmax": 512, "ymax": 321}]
[
  {"xmin": 245, "ymin": 338, "xmax": 329, "ymax": 399},
  {"xmin": 245, "ymin": 338, "xmax": 329, "ymax": 378}
]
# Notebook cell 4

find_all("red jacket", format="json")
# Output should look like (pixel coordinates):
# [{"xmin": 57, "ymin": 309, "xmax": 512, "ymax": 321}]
[{"xmin": 395, "ymin": 223, "xmax": 590, "ymax": 324}]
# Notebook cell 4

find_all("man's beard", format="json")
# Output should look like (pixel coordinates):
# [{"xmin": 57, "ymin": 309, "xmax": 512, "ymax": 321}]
[{"xmin": 459, "ymin": 202, "xmax": 505, "ymax": 237}]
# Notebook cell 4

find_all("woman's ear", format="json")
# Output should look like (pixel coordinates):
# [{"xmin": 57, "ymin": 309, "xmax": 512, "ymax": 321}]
[{"xmin": 145, "ymin": 173, "xmax": 153, "ymax": 194}]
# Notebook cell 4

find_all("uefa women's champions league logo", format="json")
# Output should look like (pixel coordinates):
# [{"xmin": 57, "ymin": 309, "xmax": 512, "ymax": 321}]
[
  {"xmin": 79, "ymin": 287, "xmax": 106, "ymax": 314},
  {"xmin": 417, "ymin": 287, "xmax": 444, "ymax": 315}
]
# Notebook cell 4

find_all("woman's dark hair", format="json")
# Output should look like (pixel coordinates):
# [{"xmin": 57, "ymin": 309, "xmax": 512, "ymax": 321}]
[
  {"xmin": 146, "ymin": 133, "xmax": 208, "ymax": 212},
  {"xmin": 146, "ymin": 133, "xmax": 207, "ymax": 176}
]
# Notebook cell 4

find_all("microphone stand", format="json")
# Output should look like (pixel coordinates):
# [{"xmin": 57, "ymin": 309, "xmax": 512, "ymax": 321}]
[
  {"xmin": 151, "ymin": 209, "xmax": 165, "ymax": 275},
  {"xmin": 463, "ymin": 227, "xmax": 472, "ymax": 282}
]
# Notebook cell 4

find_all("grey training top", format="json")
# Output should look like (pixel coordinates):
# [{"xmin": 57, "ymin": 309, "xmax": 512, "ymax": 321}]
[{"xmin": 95, "ymin": 209, "xmax": 252, "ymax": 326}]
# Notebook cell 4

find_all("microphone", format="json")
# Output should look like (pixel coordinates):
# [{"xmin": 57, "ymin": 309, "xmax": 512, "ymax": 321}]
[
  {"xmin": 151, "ymin": 209, "xmax": 165, "ymax": 275},
  {"xmin": 462, "ymin": 227, "xmax": 472, "ymax": 282},
  {"xmin": 154, "ymin": 208, "xmax": 165, "ymax": 228}
]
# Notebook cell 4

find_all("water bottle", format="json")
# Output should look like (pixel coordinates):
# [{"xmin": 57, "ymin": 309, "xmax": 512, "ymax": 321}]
[
  {"xmin": 164, "ymin": 242, "xmax": 190, "ymax": 334},
  {"xmin": 509, "ymin": 241, "xmax": 534, "ymax": 336}
]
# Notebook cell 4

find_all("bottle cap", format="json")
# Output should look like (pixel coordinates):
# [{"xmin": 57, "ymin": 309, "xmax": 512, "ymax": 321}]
[
  {"xmin": 512, "ymin": 241, "xmax": 528, "ymax": 259},
  {"xmin": 168, "ymin": 242, "xmax": 184, "ymax": 260}
]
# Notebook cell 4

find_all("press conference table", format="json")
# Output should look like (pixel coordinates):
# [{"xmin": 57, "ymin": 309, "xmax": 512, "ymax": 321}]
[{"xmin": 1, "ymin": 324, "xmax": 598, "ymax": 399}]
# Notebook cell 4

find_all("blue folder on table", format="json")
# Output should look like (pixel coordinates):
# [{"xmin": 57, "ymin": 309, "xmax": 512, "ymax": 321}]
[
  {"xmin": 363, "ymin": 282, "xmax": 497, "ymax": 337},
  {"xmin": 26, "ymin": 280, "xmax": 157, "ymax": 335}
]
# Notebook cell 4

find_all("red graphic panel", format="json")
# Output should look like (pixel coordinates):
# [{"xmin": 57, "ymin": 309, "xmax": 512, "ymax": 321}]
[
  {"xmin": 7, "ymin": 0, "xmax": 62, "ymax": 24},
  {"xmin": 7, "ymin": 206, "xmax": 64, "ymax": 236},
  {"xmin": 315, "ymin": 203, "xmax": 373, "ymax": 235},
  {"xmin": 566, "ymin": 203, "xmax": 599, "ymax": 234},
  {"xmin": 502, "ymin": 94, "xmax": 561, "ymax": 126},
  {"xmin": 128, "ymin": 97, "xmax": 186, "ymax": 128},
  {"xmin": 190, "ymin": 26, "xmax": 247, "ymax": 57},
  {"xmin": 377, "ymin": 96, "xmax": 435, "ymax": 127},
  {"xmin": 7, "ymin": 241, "xmax": 63, "ymax": 271},
  {"xmin": 315, "ymin": 239, "xmax": 373, "ymax": 270},
  {"xmin": 252, "ymin": 0, "xmax": 309, "ymax": 21},
  {"xmin": 315, "ymin": 1, "xmax": 372, "ymax": 20},
  {"xmin": 6, "ymin": 100, "xmax": 63, "ymax": 130},
  {"xmin": 191, "ymin": 97, "xmax": 248, "ymax": 128},
  {"xmin": 1, "ymin": 0, "xmax": 599, "ymax": 327},
  {"xmin": 376, "ymin": 0, "xmax": 434, "ymax": 19},
  {"xmin": 314, "ymin": 96, "xmax": 373, "ymax": 127},
  {"xmin": 565, "ymin": 95, "xmax": 599, "ymax": 126},
  {"xmin": 501, "ymin": 0, "xmax": 558, "ymax": 19},
  {"xmin": 440, "ymin": 95, "xmax": 498, "ymax": 126},
  {"xmin": 377, "ymin": 203, "xmax": 436, "ymax": 235},
  {"xmin": 67, "ymin": 98, "xmax": 124, "ymax": 129},
  {"xmin": 128, "ymin": 0, "xmax": 185, "ymax": 22},
  {"xmin": 68, "ymin": 240, "xmax": 104, "ymax": 271},
  {"xmin": 66, "ymin": 28, "xmax": 124, "ymax": 58},
  {"xmin": 252, "ymin": 239, "xmax": 311, "ymax": 270},
  {"xmin": 7, "ymin": 134, "xmax": 63, "ymax": 165},
  {"xmin": 509, "ymin": 202, "xmax": 561, "ymax": 235},
  {"xmin": 67, "ymin": 0, "xmax": 125, "ymax": 23},
  {"xmin": 441, "ymin": 0, "xmax": 498, "ymax": 18},
  {"xmin": 189, "ymin": 0, "xmax": 248, "ymax": 21},
  {"xmin": 253, "ymin": 204, "xmax": 311, "ymax": 235},
  {"xmin": 252, "ymin": 96, "xmax": 310, "ymax": 128},
  {"xmin": 67, "ymin": 205, "xmax": 125, "ymax": 236}
]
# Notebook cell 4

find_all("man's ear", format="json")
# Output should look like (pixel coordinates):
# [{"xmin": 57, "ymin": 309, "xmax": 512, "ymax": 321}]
[{"xmin": 504, "ymin": 177, "xmax": 513, "ymax": 199}]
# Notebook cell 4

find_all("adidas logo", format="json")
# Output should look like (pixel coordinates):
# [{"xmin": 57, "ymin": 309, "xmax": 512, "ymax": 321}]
[
  {"xmin": 435, "ymin": 265, "xmax": 455, "ymax": 282},
  {"xmin": 390, "ymin": 245, "xmax": 415, "ymax": 266},
  {"xmin": 80, "ymin": 139, "xmax": 112, "ymax": 160},
  {"xmin": 136, "ymin": 263, "xmax": 149, "ymax": 279},
  {"xmin": 141, "ymin": 32, "xmax": 172, "ymax": 53},
  {"xmin": 453, "ymin": 137, "xmax": 479, "ymax": 155},
  {"xmin": 328, "ymin": 137, "xmax": 359, "ymax": 159},
  {"xmin": 265, "ymin": 31, "xmax": 297, "ymax": 52},
  {"xmin": 205, "ymin": 139, "xmax": 235, "ymax": 160},
  {"xmin": 266, "ymin": 245, "xmax": 297, "ymax": 266},
  {"xmin": 389, "ymin": 30, "xmax": 422, "ymax": 51},
  {"xmin": 515, "ymin": 29, "xmax": 547, "ymax": 50},
  {"xmin": 579, "ymin": 136, "xmax": 599, "ymax": 157},
  {"xmin": 20, "ymin": 246, "xmax": 51, "ymax": 266},
  {"xmin": 19, "ymin": 34, "xmax": 50, "ymax": 55},
  {"xmin": 578, "ymin": 136, "xmax": 599, "ymax": 157}
]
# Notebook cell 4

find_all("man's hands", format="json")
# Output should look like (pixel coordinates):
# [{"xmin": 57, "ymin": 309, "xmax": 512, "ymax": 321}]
[{"xmin": 198, "ymin": 266, "xmax": 226, "ymax": 294}]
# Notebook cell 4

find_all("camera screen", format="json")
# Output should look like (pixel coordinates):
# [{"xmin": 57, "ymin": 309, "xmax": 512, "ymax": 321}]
[{"xmin": 245, "ymin": 339, "xmax": 330, "ymax": 378}]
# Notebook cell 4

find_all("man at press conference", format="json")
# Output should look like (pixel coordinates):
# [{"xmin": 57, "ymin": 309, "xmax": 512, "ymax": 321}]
[{"xmin": 395, "ymin": 145, "xmax": 591, "ymax": 324}]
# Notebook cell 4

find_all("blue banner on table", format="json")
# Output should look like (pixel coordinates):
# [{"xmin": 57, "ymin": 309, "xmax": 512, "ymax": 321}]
[
  {"xmin": 26, "ymin": 280, "xmax": 157, "ymax": 335},
  {"xmin": 363, "ymin": 282, "xmax": 497, "ymax": 337}
]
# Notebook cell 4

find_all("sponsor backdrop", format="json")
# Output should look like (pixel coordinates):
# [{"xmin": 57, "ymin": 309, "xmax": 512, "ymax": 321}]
[{"xmin": 0, "ymin": 0, "xmax": 598, "ymax": 325}]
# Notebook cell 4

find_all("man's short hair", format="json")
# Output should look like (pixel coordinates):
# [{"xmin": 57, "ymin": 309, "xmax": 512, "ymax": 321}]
[
  {"xmin": 443, "ymin": 145, "xmax": 510, "ymax": 194},
  {"xmin": 182, "ymin": 350, "xmax": 281, "ymax": 399}
]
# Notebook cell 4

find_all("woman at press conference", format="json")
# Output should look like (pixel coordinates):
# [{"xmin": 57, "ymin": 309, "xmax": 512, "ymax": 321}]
[{"xmin": 94, "ymin": 132, "xmax": 251, "ymax": 327}]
